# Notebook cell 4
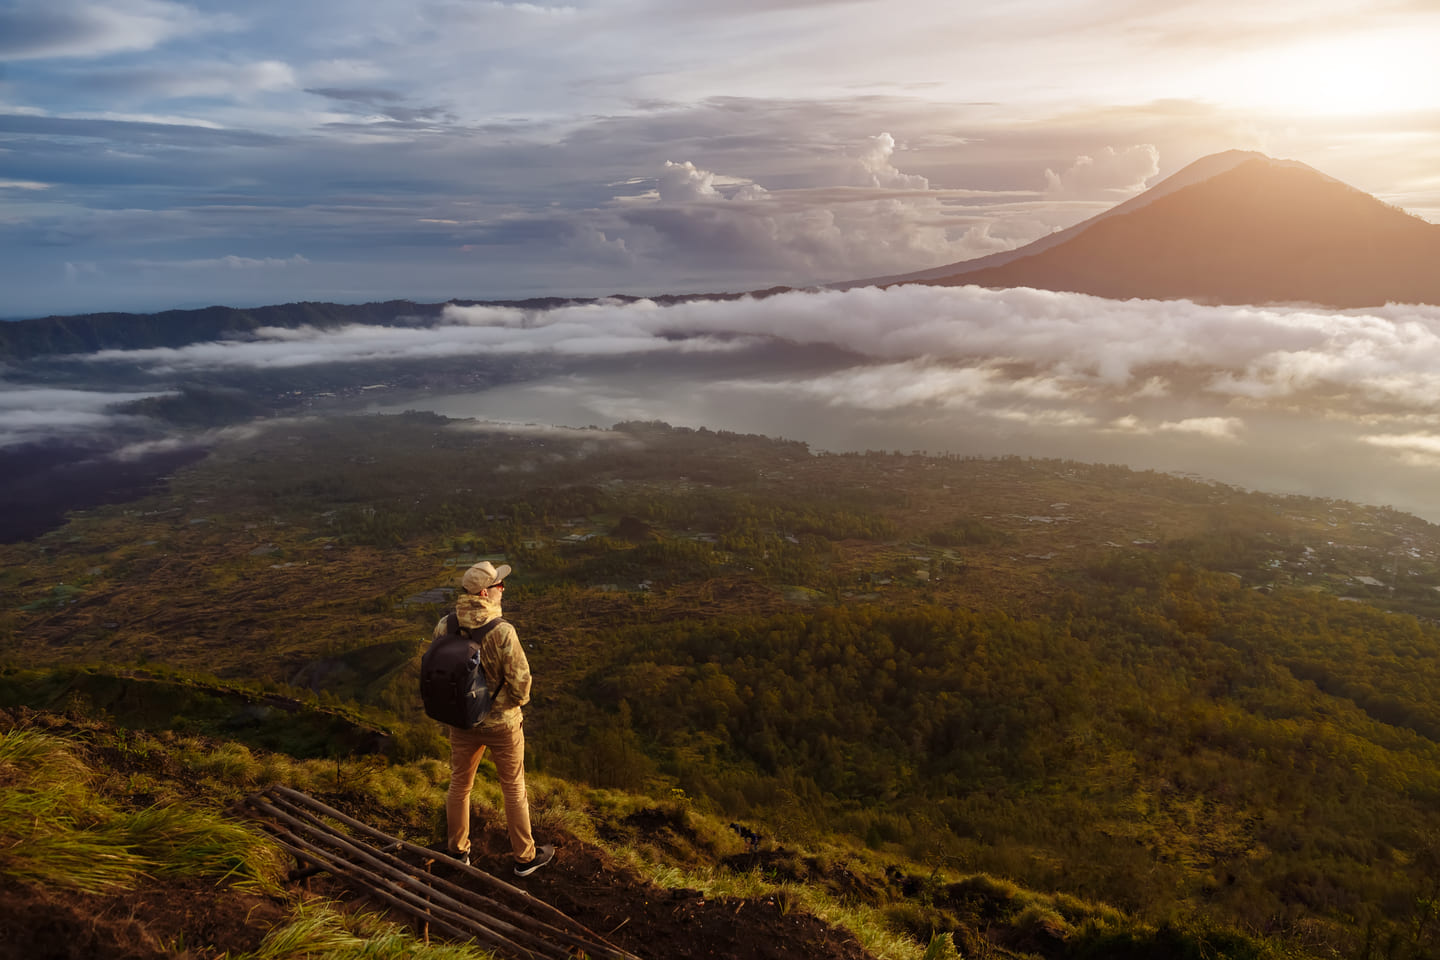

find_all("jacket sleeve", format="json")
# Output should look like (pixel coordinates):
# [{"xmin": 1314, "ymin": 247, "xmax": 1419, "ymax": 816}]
[{"xmin": 488, "ymin": 622, "xmax": 532, "ymax": 710}]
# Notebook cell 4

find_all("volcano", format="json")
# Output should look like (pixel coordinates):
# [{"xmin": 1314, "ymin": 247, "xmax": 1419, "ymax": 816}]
[{"xmin": 870, "ymin": 151, "xmax": 1440, "ymax": 308}]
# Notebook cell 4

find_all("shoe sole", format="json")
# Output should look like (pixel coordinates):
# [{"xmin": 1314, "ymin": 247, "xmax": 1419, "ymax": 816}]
[{"xmin": 514, "ymin": 853, "xmax": 552, "ymax": 876}]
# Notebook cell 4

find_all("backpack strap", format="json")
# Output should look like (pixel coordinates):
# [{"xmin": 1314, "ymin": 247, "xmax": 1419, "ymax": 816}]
[{"xmin": 450, "ymin": 613, "xmax": 507, "ymax": 642}]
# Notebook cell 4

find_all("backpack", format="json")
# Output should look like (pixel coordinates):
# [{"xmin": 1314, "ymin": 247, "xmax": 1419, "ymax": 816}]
[{"xmin": 419, "ymin": 612, "xmax": 508, "ymax": 728}]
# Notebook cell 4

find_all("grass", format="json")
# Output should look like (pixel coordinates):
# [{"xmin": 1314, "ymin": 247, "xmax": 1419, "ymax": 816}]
[
  {"xmin": 0, "ymin": 727, "xmax": 285, "ymax": 895},
  {"xmin": 0, "ymin": 725, "xmax": 91, "ymax": 791},
  {"xmin": 116, "ymin": 803, "xmax": 286, "ymax": 892},
  {"xmin": 227, "ymin": 900, "xmax": 497, "ymax": 960},
  {"xmin": 4, "ymin": 718, "xmax": 1296, "ymax": 959}
]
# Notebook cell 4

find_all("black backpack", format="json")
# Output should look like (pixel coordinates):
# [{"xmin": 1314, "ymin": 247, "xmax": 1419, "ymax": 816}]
[{"xmin": 419, "ymin": 613, "xmax": 507, "ymax": 728}]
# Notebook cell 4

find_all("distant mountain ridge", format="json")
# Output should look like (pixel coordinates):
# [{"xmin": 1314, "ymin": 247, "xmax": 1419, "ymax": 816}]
[
  {"xmin": 871, "ymin": 151, "xmax": 1440, "ymax": 308},
  {"xmin": 1, "ymin": 299, "xmax": 487, "ymax": 362},
  {"xmin": 0, "ymin": 289, "xmax": 798, "ymax": 362}
]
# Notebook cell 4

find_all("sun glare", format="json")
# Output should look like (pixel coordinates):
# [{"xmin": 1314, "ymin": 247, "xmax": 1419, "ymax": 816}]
[{"xmin": 1216, "ymin": 29, "xmax": 1440, "ymax": 116}]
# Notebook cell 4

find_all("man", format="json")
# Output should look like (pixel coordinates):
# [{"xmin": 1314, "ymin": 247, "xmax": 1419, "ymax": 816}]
[{"xmin": 435, "ymin": 559, "xmax": 554, "ymax": 877}]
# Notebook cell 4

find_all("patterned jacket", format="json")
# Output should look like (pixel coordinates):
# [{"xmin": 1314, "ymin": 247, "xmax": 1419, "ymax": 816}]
[{"xmin": 432, "ymin": 593, "xmax": 531, "ymax": 730}]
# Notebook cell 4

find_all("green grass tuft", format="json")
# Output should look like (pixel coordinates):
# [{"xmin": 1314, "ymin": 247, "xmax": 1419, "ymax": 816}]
[
  {"xmin": 113, "ymin": 803, "xmax": 286, "ymax": 894},
  {"xmin": 230, "ymin": 900, "xmax": 498, "ymax": 960},
  {"xmin": 0, "ymin": 728, "xmax": 285, "ymax": 894}
]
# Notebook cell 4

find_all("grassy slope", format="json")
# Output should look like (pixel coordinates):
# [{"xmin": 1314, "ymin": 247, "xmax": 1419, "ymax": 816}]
[{"xmin": 0, "ymin": 713, "xmax": 1282, "ymax": 960}]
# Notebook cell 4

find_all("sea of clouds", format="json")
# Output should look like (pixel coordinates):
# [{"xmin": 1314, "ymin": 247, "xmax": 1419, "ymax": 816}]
[{"xmin": 8, "ymin": 284, "xmax": 1440, "ymax": 519}]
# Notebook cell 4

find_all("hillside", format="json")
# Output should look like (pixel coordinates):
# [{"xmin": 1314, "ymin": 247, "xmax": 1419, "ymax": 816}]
[
  {"xmin": 882, "ymin": 152, "xmax": 1440, "ymax": 308},
  {"xmin": 6, "ymin": 414, "xmax": 1440, "ymax": 957},
  {"xmin": 3, "ymin": 711, "xmax": 1274, "ymax": 960},
  {"xmin": 0, "ymin": 714, "xmax": 885, "ymax": 960}
]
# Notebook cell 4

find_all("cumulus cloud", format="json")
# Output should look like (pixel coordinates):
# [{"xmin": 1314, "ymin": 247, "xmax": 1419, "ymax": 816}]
[
  {"xmin": 1045, "ymin": 144, "xmax": 1160, "ymax": 198},
  {"xmin": 658, "ymin": 160, "xmax": 722, "ymax": 202},
  {"xmin": 614, "ymin": 136, "xmax": 995, "ymax": 280},
  {"xmin": 848, "ymin": 133, "xmax": 929, "ymax": 190},
  {"xmin": 656, "ymin": 160, "xmax": 770, "ymax": 202}
]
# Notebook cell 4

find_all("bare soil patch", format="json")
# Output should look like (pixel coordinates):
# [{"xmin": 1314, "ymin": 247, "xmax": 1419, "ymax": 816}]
[
  {"xmin": 0, "ymin": 878, "xmax": 290, "ymax": 960},
  {"xmin": 459, "ymin": 821, "xmax": 875, "ymax": 960}
]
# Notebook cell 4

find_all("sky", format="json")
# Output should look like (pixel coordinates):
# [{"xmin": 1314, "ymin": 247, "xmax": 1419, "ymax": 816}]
[
  {"xmin": 3, "ymin": 0, "xmax": 1440, "ymax": 318},
  {"xmin": 12, "ymin": 285, "xmax": 1440, "ymax": 521}
]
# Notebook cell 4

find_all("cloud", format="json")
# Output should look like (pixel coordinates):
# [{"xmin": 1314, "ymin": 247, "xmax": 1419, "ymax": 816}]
[
  {"xmin": 0, "ymin": 0, "xmax": 231, "ymax": 61},
  {"xmin": 481, "ymin": 2, "xmax": 580, "ymax": 15},
  {"xmin": 1203, "ymin": 307, "xmax": 1440, "ymax": 406},
  {"xmin": 106, "ymin": 435, "xmax": 197, "ymax": 461},
  {"xmin": 66, "ymin": 285, "xmax": 1440, "ymax": 447},
  {"xmin": 307, "ymin": 87, "xmax": 405, "ymax": 105},
  {"xmin": 0, "ymin": 113, "xmax": 282, "ymax": 147},
  {"xmin": 848, "ymin": 133, "xmax": 929, "ymax": 190},
  {"xmin": 733, "ymin": 360, "xmax": 1003, "ymax": 411},
  {"xmin": 0, "ymin": 384, "xmax": 171, "ymax": 447},
  {"xmin": 64, "ymin": 261, "xmax": 100, "ymax": 281},
  {"xmin": 446, "ymin": 418, "xmax": 645, "ymax": 451},
  {"xmin": 658, "ymin": 161, "xmax": 722, "ymax": 201},
  {"xmin": 133, "ymin": 254, "xmax": 310, "ymax": 271},
  {"xmin": 305, "ymin": 86, "xmax": 452, "ymax": 124},
  {"xmin": 77, "ymin": 306, "xmax": 752, "ymax": 373},
  {"xmin": 1044, "ymin": 144, "xmax": 1161, "ymax": 198},
  {"xmin": 68, "ymin": 286, "xmax": 1440, "ymax": 410},
  {"xmin": 98, "ymin": 417, "xmax": 327, "ymax": 463},
  {"xmin": 564, "ymin": 227, "xmax": 635, "ymax": 266},
  {"xmin": 0, "ymin": 0, "xmax": 197, "ymax": 61},
  {"xmin": 1158, "ymin": 416, "xmax": 1245, "ymax": 439},
  {"xmin": 610, "ymin": 136, "xmax": 997, "ymax": 279},
  {"xmin": 1361, "ymin": 432, "xmax": 1440, "ymax": 467},
  {"xmin": 79, "ymin": 59, "xmax": 298, "ymax": 100}
]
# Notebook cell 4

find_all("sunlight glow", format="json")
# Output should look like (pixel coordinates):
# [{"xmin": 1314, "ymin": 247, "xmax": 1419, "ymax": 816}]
[{"xmin": 1216, "ymin": 29, "xmax": 1440, "ymax": 116}]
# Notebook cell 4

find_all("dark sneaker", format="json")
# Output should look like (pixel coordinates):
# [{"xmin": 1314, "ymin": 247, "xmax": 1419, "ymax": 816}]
[
  {"xmin": 513, "ymin": 844, "xmax": 555, "ymax": 877},
  {"xmin": 449, "ymin": 849, "xmax": 470, "ymax": 867}
]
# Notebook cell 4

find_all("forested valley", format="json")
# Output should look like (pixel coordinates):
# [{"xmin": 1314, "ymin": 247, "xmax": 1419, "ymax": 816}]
[{"xmin": 6, "ymin": 413, "xmax": 1440, "ymax": 959}]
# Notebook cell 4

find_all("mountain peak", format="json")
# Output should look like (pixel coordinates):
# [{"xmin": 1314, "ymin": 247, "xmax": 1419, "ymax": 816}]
[{"xmin": 874, "ymin": 150, "xmax": 1439, "ymax": 308}]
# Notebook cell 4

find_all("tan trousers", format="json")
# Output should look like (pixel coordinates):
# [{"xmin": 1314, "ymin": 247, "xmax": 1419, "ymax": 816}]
[{"xmin": 446, "ymin": 722, "xmax": 536, "ymax": 862}]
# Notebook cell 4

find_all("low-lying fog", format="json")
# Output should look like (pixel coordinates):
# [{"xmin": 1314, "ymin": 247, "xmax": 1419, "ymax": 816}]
[{"xmin": 10, "ymin": 284, "xmax": 1440, "ymax": 523}]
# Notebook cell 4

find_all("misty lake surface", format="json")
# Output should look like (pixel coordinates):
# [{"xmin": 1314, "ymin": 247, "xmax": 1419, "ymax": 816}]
[{"xmin": 362, "ymin": 366, "xmax": 1440, "ymax": 524}]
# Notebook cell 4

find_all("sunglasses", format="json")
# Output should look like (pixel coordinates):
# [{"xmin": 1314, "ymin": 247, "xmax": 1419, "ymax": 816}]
[{"xmin": 491, "ymin": 581, "xmax": 506, "ymax": 589}]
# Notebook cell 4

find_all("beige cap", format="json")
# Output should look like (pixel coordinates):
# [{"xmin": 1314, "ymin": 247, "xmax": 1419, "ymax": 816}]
[{"xmin": 461, "ymin": 560, "xmax": 512, "ymax": 593}]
